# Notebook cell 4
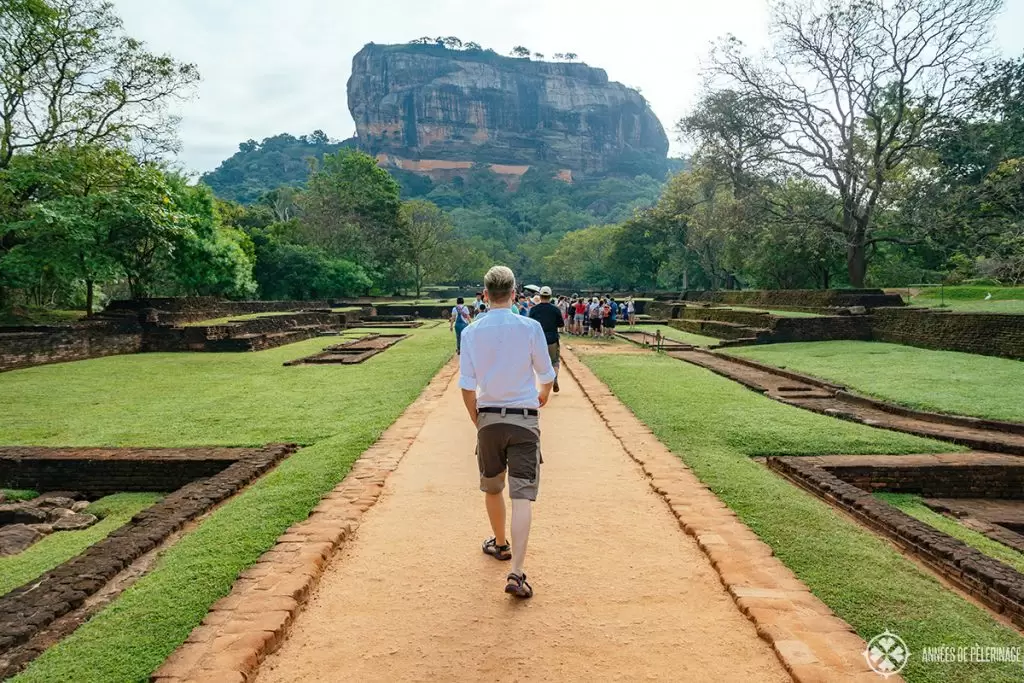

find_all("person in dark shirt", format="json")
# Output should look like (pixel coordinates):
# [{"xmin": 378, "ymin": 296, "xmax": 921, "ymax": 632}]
[{"xmin": 529, "ymin": 286, "xmax": 564, "ymax": 393}]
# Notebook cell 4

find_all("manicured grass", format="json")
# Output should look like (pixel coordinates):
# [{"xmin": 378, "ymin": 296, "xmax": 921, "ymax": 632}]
[
  {"xmin": 725, "ymin": 341, "xmax": 1024, "ymax": 423},
  {"xmin": 0, "ymin": 308, "xmax": 86, "ymax": 326},
  {"xmin": 0, "ymin": 327, "xmax": 450, "ymax": 447},
  {"xmin": 581, "ymin": 351, "xmax": 1022, "ymax": 682},
  {"xmin": 181, "ymin": 311, "xmax": 300, "ymax": 327},
  {"xmin": 877, "ymin": 493, "xmax": 1024, "ymax": 575},
  {"xmin": 0, "ymin": 493, "xmax": 162, "ymax": 597},
  {"xmin": 12, "ymin": 325, "xmax": 452, "ymax": 683},
  {"xmin": 724, "ymin": 305, "xmax": 824, "ymax": 318},
  {"xmin": 908, "ymin": 286, "xmax": 1024, "ymax": 313},
  {"xmin": 633, "ymin": 324, "xmax": 720, "ymax": 347},
  {"xmin": 1, "ymin": 489, "xmax": 39, "ymax": 502}
]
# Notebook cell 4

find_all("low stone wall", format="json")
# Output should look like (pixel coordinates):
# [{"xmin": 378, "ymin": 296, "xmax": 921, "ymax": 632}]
[
  {"xmin": 679, "ymin": 288, "xmax": 904, "ymax": 309},
  {"xmin": 645, "ymin": 301, "xmax": 682, "ymax": 320},
  {"xmin": 769, "ymin": 456, "xmax": 1024, "ymax": 630},
  {"xmin": 0, "ymin": 320, "xmax": 142, "ymax": 373},
  {"xmin": 0, "ymin": 447, "xmax": 246, "ymax": 498},
  {"xmin": 813, "ymin": 457, "xmax": 1024, "ymax": 500},
  {"xmin": 106, "ymin": 297, "xmax": 330, "ymax": 315},
  {"xmin": 0, "ymin": 445, "xmax": 297, "ymax": 677},
  {"xmin": 769, "ymin": 316, "xmax": 873, "ymax": 343},
  {"xmin": 872, "ymin": 308, "xmax": 1024, "ymax": 360},
  {"xmin": 375, "ymin": 303, "xmax": 451, "ymax": 319},
  {"xmin": 680, "ymin": 307, "xmax": 771, "ymax": 327}
]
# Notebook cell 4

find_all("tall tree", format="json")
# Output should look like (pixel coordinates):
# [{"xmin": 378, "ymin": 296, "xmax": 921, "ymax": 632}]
[
  {"xmin": 710, "ymin": 0, "xmax": 1001, "ymax": 286},
  {"xmin": 399, "ymin": 199, "xmax": 454, "ymax": 297},
  {"xmin": 299, "ymin": 149, "xmax": 402, "ymax": 289},
  {"xmin": 0, "ymin": 0, "xmax": 199, "ymax": 168},
  {"xmin": 677, "ymin": 90, "xmax": 778, "ymax": 198}
]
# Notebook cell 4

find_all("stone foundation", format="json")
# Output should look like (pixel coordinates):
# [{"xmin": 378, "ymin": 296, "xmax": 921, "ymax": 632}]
[
  {"xmin": 872, "ymin": 308, "xmax": 1024, "ymax": 360},
  {"xmin": 0, "ymin": 320, "xmax": 142, "ymax": 373},
  {"xmin": 0, "ymin": 447, "xmax": 251, "ymax": 498},
  {"xmin": 768, "ymin": 455, "xmax": 1024, "ymax": 629},
  {"xmin": 0, "ymin": 444, "xmax": 297, "ymax": 678}
]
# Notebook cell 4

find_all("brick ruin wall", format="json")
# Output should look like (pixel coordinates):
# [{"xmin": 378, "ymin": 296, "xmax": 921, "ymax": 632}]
[
  {"xmin": 769, "ymin": 456, "xmax": 1024, "ymax": 630},
  {"xmin": 820, "ymin": 462, "xmax": 1024, "ymax": 499},
  {"xmin": 0, "ymin": 303, "xmax": 360, "ymax": 371},
  {"xmin": 677, "ymin": 288, "xmax": 905, "ymax": 309},
  {"xmin": 649, "ymin": 295, "xmax": 1024, "ymax": 359},
  {"xmin": 0, "ymin": 447, "xmax": 246, "ymax": 498},
  {"xmin": 872, "ymin": 308, "xmax": 1024, "ymax": 360},
  {"xmin": 0, "ymin": 320, "xmax": 142, "ymax": 373}
]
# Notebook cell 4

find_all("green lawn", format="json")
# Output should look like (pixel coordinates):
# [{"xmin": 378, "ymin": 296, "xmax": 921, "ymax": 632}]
[
  {"xmin": 581, "ymin": 350, "xmax": 1021, "ymax": 683},
  {"xmin": 0, "ymin": 308, "xmax": 86, "ymax": 326},
  {"xmin": 6, "ymin": 325, "xmax": 452, "ymax": 683},
  {"xmin": 633, "ymin": 324, "xmax": 720, "ymax": 347},
  {"xmin": 1, "ymin": 489, "xmax": 39, "ymax": 501},
  {"xmin": 725, "ymin": 341, "xmax": 1024, "ymax": 423},
  {"xmin": 181, "ymin": 310, "xmax": 301, "ymax": 327},
  {"xmin": 0, "ymin": 329, "xmax": 450, "ymax": 446},
  {"xmin": 908, "ymin": 285, "xmax": 1024, "ymax": 314},
  {"xmin": 0, "ymin": 493, "xmax": 162, "ymax": 596},
  {"xmin": 877, "ymin": 494, "xmax": 1024, "ymax": 575}
]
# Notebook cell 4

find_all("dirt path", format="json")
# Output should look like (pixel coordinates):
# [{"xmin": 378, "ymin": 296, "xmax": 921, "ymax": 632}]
[{"xmin": 257, "ymin": 369, "xmax": 788, "ymax": 683}]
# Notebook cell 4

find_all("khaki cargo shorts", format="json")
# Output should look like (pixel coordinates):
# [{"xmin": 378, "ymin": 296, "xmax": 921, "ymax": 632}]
[{"xmin": 476, "ymin": 410, "xmax": 541, "ymax": 501}]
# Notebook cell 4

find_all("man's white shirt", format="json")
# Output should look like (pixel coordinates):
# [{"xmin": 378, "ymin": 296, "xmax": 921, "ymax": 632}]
[{"xmin": 458, "ymin": 308, "xmax": 556, "ymax": 409}]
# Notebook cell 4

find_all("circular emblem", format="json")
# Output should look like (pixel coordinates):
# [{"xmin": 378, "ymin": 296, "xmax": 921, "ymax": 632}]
[{"xmin": 863, "ymin": 629, "xmax": 910, "ymax": 678}]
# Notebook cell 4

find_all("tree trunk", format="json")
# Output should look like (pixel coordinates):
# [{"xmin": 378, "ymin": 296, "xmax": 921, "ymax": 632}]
[
  {"xmin": 85, "ymin": 279, "xmax": 94, "ymax": 316},
  {"xmin": 845, "ymin": 212, "xmax": 869, "ymax": 288},
  {"xmin": 847, "ymin": 242, "xmax": 867, "ymax": 288},
  {"xmin": 682, "ymin": 266, "xmax": 689, "ymax": 291}
]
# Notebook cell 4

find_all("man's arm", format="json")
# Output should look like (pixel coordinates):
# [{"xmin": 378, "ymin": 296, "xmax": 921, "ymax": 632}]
[
  {"xmin": 461, "ymin": 389, "xmax": 478, "ymax": 426},
  {"xmin": 457, "ymin": 328, "xmax": 478, "ymax": 424}
]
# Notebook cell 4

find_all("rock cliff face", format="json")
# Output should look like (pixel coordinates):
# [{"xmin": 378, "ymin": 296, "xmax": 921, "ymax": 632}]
[{"xmin": 347, "ymin": 43, "xmax": 669, "ymax": 179}]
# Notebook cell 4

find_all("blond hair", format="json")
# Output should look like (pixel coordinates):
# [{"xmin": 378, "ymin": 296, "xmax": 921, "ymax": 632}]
[{"xmin": 484, "ymin": 265, "xmax": 516, "ymax": 303}]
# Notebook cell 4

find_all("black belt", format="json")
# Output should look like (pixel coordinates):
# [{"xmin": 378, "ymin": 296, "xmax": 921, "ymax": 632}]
[{"xmin": 478, "ymin": 407, "xmax": 538, "ymax": 417}]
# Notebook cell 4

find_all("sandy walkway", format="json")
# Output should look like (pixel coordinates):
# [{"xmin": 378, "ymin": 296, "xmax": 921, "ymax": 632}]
[{"xmin": 257, "ymin": 368, "xmax": 788, "ymax": 682}]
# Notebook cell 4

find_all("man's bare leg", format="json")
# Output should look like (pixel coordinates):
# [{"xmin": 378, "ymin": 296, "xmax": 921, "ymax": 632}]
[
  {"xmin": 485, "ymin": 492, "xmax": 507, "ymax": 545},
  {"xmin": 509, "ymin": 498, "xmax": 532, "ymax": 576}
]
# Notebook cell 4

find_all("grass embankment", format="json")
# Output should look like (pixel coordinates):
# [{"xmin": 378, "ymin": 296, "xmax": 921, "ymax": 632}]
[
  {"xmin": 633, "ymin": 324, "xmax": 720, "ymax": 347},
  {"xmin": 0, "ymin": 308, "xmax": 86, "ymax": 326},
  {"xmin": 1, "ymin": 489, "xmax": 39, "ymax": 502},
  {"xmin": 908, "ymin": 285, "xmax": 1024, "ymax": 314},
  {"xmin": 725, "ymin": 341, "xmax": 1024, "ymax": 423},
  {"xmin": 5, "ymin": 326, "xmax": 452, "ymax": 683},
  {"xmin": 0, "ymin": 493, "xmax": 162, "ymax": 597},
  {"xmin": 877, "ymin": 494, "xmax": 1024, "ymax": 575},
  {"xmin": 580, "ymin": 350, "xmax": 1022, "ymax": 683}
]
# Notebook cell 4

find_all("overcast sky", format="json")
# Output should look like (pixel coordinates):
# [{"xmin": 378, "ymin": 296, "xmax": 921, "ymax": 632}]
[{"xmin": 112, "ymin": 0, "xmax": 1024, "ymax": 176}]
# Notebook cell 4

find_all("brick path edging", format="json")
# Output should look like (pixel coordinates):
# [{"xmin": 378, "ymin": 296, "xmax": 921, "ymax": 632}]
[
  {"xmin": 561, "ymin": 349, "xmax": 890, "ymax": 683},
  {"xmin": 150, "ymin": 358, "xmax": 458, "ymax": 683}
]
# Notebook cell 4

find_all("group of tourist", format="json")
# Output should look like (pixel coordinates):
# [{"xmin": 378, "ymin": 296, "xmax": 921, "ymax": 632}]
[{"xmin": 451, "ymin": 288, "xmax": 637, "ymax": 352}]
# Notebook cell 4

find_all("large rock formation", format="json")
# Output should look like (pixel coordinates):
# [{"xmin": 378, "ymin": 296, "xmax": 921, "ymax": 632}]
[{"xmin": 347, "ymin": 43, "xmax": 669, "ymax": 181}]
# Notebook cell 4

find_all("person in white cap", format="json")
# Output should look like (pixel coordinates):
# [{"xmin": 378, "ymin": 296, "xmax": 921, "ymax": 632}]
[{"xmin": 528, "ymin": 286, "xmax": 564, "ymax": 393}]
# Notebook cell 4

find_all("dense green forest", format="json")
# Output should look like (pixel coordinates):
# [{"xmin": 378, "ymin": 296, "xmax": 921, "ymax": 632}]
[
  {"xmin": 2, "ymin": 0, "xmax": 1023, "ymax": 320},
  {"xmin": 200, "ymin": 132, "xmax": 354, "ymax": 204}
]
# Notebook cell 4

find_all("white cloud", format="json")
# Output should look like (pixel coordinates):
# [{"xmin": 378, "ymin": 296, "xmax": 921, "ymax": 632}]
[{"xmin": 112, "ymin": 0, "xmax": 1024, "ymax": 175}]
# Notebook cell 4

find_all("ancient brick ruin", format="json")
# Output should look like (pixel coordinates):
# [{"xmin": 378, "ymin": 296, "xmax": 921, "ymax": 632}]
[{"xmin": 0, "ymin": 444, "xmax": 296, "ymax": 678}]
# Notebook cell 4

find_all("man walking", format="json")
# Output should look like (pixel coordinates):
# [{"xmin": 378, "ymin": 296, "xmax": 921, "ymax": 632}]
[
  {"xmin": 529, "ymin": 286, "xmax": 564, "ymax": 393},
  {"xmin": 459, "ymin": 266, "xmax": 555, "ymax": 599}
]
